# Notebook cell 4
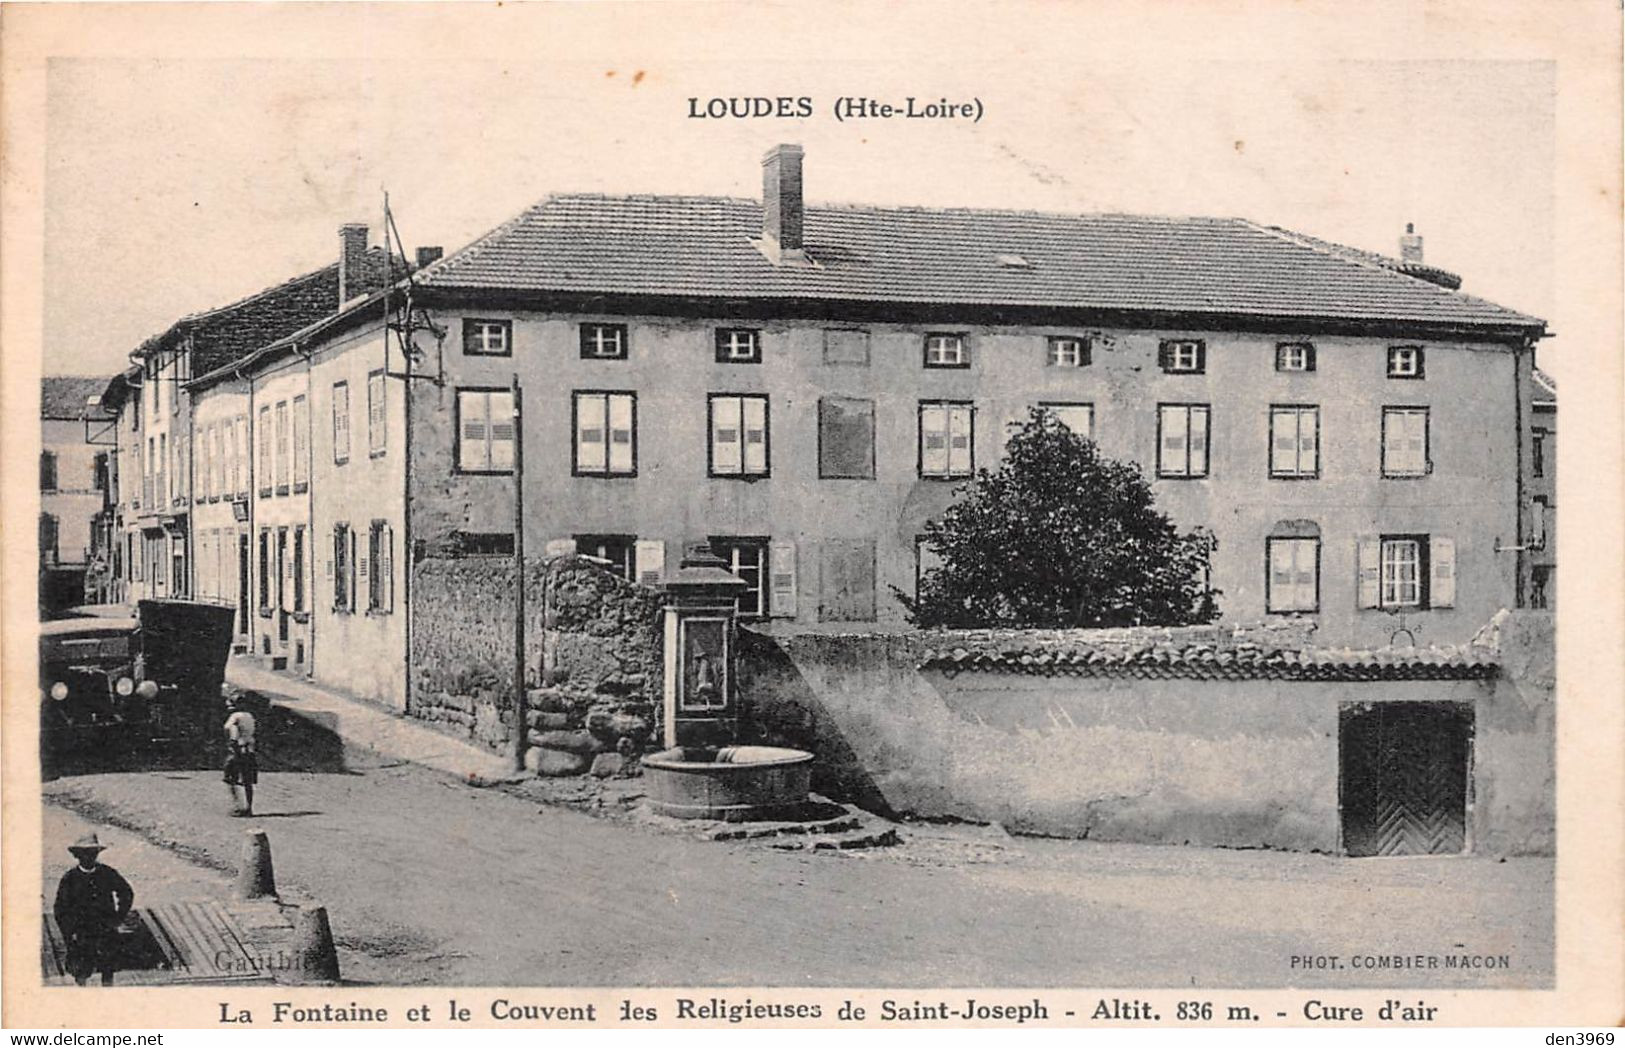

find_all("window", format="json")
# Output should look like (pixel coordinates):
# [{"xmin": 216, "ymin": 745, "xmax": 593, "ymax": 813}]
[
  {"xmin": 1276, "ymin": 343, "xmax": 1316, "ymax": 372},
  {"xmin": 574, "ymin": 534, "xmax": 636, "ymax": 581},
  {"xmin": 200, "ymin": 426, "xmax": 213, "ymax": 501},
  {"xmin": 258, "ymin": 529, "xmax": 271, "ymax": 610},
  {"xmin": 1380, "ymin": 536, "xmax": 1426, "ymax": 608},
  {"xmin": 1159, "ymin": 339, "xmax": 1206, "ymax": 374},
  {"xmin": 213, "ymin": 423, "xmax": 226, "ymax": 500},
  {"xmin": 1040, "ymin": 402, "xmax": 1094, "ymax": 440},
  {"xmin": 823, "ymin": 329, "xmax": 870, "ymax": 366},
  {"xmin": 1269, "ymin": 405, "xmax": 1320, "ymax": 478},
  {"xmin": 1530, "ymin": 496, "xmax": 1549, "ymax": 550},
  {"xmin": 1157, "ymin": 404, "xmax": 1210, "ymax": 478},
  {"xmin": 1387, "ymin": 345, "xmax": 1425, "ymax": 379},
  {"xmin": 292, "ymin": 395, "xmax": 309, "ymax": 492},
  {"xmin": 274, "ymin": 400, "xmax": 290, "ymax": 494},
  {"xmin": 292, "ymin": 526, "xmax": 306, "ymax": 614},
  {"xmin": 260, "ymin": 404, "xmax": 273, "ymax": 495},
  {"xmin": 39, "ymin": 514, "xmax": 59, "ymax": 564},
  {"xmin": 1382, "ymin": 407, "xmax": 1430, "ymax": 477},
  {"xmin": 818, "ymin": 539, "xmax": 877, "ymax": 622},
  {"xmin": 463, "ymin": 318, "xmax": 512, "ymax": 356},
  {"xmin": 919, "ymin": 401, "xmax": 974, "ymax": 478},
  {"xmin": 456, "ymin": 532, "xmax": 515, "ymax": 557},
  {"xmin": 332, "ymin": 381, "xmax": 350, "ymax": 465},
  {"xmin": 710, "ymin": 537, "xmax": 768, "ymax": 617},
  {"xmin": 39, "ymin": 451, "xmax": 57, "ymax": 492},
  {"xmin": 235, "ymin": 416, "xmax": 248, "ymax": 496},
  {"xmin": 915, "ymin": 535, "xmax": 944, "ymax": 597},
  {"xmin": 1529, "ymin": 566, "xmax": 1552, "ymax": 609},
  {"xmin": 1267, "ymin": 537, "xmax": 1320, "ymax": 613},
  {"xmin": 1532, "ymin": 428, "xmax": 1548, "ymax": 478},
  {"xmin": 715, "ymin": 328, "xmax": 761, "ymax": 363},
  {"xmin": 367, "ymin": 521, "xmax": 393, "ymax": 612},
  {"xmin": 456, "ymin": 389, "xmax": 517, "ymax": 473},
  {"xmin": 924, "ymin": 333, "xmax": 968, "ymax": 368},
  {"xmin": 367, "ymin": 370, "xmax": 386, "ymax": 456},
  {"xmin": 332, "ymin": 523, "xmax": 353, "ymax": 612},
  {"xmin": 158, "ymin": 434, "xmax": 168, "ymax": 504},
  {"xmin": 709, "ymin": 394, "xmax": 769, "ymax": 477},
  {"xmin": 573, "ymin": 392, "xmax": 636, "ymax": 476},
  {"xmin": 1047, "ymin": 336, "xmax": 1090, "ymax": 368},
  {"xmin": 580, "ymin": 323, "xmax": 628, "ymax": 360},
  {"xmin": 818, "ymin": 397, "xmax": 875, "ymax": 479}
]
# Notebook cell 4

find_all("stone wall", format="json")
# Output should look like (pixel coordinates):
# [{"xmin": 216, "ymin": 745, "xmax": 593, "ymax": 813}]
[
  {"xmin": 410, "ymin": 554, "xmax": 663, "ymax": 770},
  {"xmin": 737, "ymin": 615, "xmax": 1554, "ymax": 855}
]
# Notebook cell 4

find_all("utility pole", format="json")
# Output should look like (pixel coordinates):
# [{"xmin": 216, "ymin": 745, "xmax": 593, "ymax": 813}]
[{"xmin": 511, "ymin": 373, "xmax": 528, "ymax": 772}]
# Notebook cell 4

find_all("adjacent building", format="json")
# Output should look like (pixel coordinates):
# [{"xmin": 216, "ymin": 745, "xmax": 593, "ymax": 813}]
[
  {"xmin": 1527, "ymin": 367, "xmax": 1556, "ymax": 608},
  {"xmin": 39, "ymin": 376, "xmax": 115, "ymax": 612}
]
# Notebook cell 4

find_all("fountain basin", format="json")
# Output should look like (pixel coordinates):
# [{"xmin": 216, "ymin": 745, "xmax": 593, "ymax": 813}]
[{"xmin": 642, "ymin": 745, "xmax": 814, "ymax": 821}]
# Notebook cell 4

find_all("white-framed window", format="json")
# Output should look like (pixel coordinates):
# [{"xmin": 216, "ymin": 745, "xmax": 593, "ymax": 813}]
[
  {"xmin": 711, "ymin": 537, "xmax": 769, "ymax": 618},
  {"xmin": 456, "ymin": 388, "xmax": 517, "ymax": 473},
  {"xmin": 1276, "ymin": 343, "xmax": 1316, "ymax": 372},
  {"xmin": 923, "ymin": 333, "xmax": 968, "ymax": 368},
  {"xmin": 715, "ymin": 328, "xmax": 761, "ymax": 363},
  {"xmin": 463, "ymin": 318, "xmax": 511, "ymax": 356},
  {"xmin": 580, "ymin": 323, "xmax": 628, "ymax": 360},
  {"xmin": 367, "ymin": 370, "xmax": 386, "ymax": 456},
  {"xmin": 1159, "ymin": 339, "xmax": 1206, "ymax": 374},
  {"xmin": 709, "ymin": 394, "xmax": 769, "ymax": 477},
  {"xmin": 1382, "ymin": 406, "xmax": 1429, "ymax": 477},
  {"xmin": 1040, "ymin": 402, "xmax": 1094, "ymax": 440},
  {"xmin": 1157, "ymin": 403, "xmax": 1210, "ymax": 478},
  {"xmin": 292, "ymin": 395, "xmax": 309, "ymax": 491},
  {"xmin": 1269, "ymin": 405, "xmax": 1320, "ymax": 478},
  {"xmin": 919, "ymin": 401, "xmax": 974, "ymax": 478},
  {"xmin": 274, "ymin": 400, "xmax": 290, "ymax": 493},
  {"xmin": 1380, "ymin": 536, "xmax": 1425, "ymax": 608},
  {"xmin": 1387, "ymin": 345, "xmax": 1425, "ymax": 379},
  {"xmin": 573, "ymin": 391, "xmax": 636, "ymax": 476},
  {"xmin": 1047, "ymin": 336, "xmax": 1090, "ymax": 368},
  {"xmin": 332, "ymin": 381, "xmax": 350, "ymax": 465},
  {"xmin": 1267, "ymin": 536, "xmax": 1320, "ymax": 613}
]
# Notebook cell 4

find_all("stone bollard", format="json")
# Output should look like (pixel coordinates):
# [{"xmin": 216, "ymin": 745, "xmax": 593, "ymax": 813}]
[
  {"xmin": 234, "ymin": 829, "xmax": 276, "ymax": 899},
  {"xmin": 285, "ymin": 906, "xmax": 341, "ymax": 984}
]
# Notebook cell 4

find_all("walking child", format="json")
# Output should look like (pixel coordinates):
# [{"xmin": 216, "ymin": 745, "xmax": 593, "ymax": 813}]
[
  {"xmin": 223, "ymin": 692, "xmax": 258, "ymax": 816},
  {"xmin": 52, "ymin": 833, "xmax": 134, "ymax": 986}
]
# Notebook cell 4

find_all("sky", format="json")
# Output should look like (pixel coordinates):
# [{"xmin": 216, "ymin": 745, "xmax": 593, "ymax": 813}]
[{"xmin": 41, "ymin": 27, "xmax": 1559, "ymax": 383}]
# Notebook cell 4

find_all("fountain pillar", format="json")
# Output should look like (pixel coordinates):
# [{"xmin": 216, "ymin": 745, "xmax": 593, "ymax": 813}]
[{"xmin": 660, "ymin": 544, "xmax": 749, "ymax": 749}]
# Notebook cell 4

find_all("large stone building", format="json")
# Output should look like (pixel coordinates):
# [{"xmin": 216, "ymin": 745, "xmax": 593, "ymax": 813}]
[
  {"xmin": 94, "ymin": 144, "xmax": 1551, "ymax": 713},
  {"xmin": 1527, "ymin": 366, "xmax": 1556, "ymax": 608}
]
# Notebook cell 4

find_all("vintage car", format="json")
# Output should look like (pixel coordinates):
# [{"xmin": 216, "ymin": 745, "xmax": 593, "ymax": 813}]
[{"xmin": 39, "ymin": 600, "xmax": 236, "ymax": 756}]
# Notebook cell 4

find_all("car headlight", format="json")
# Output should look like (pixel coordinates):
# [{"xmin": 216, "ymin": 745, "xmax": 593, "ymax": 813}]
[
  {"xmin": 50, "ymin": 682, "xmax": 69, "ymax": 701},
  {"xmin": 135, "ymin": 680, "xmax": 159, "ymax": 699},
  {"xmin": 115, "ymin": 676, "xmax": 135, "ymax": 697}
]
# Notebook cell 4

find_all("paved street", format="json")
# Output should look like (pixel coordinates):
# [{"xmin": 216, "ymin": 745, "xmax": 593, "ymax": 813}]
[{"xmin": 43, "ymin": 747, "xmax": 1553, "ymax": 988}]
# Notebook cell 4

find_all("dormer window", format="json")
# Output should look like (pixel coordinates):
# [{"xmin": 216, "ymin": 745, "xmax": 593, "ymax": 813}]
[
  {"xmin": 1159, "ymin": 339, "xmax": 1206, "ymax": 374},
  {"xmin": 715, "ymin": 328, "xmax": 762, "ymax": 363},
  {"xmin": 1387, "ymin": 345, "xmax": 1425, "ymax": 379},
  {"xmin": 1276, "ymin": 343, "xmax": 1316, "ymax": 372},
  {"xmin": 924, "ymin": 333, "xmax": 968, "ymax": 369},
  {"xmin": 580, "ymin": 323, "xmax": 628, "ymax": 360},
  {"xmin": 1047, "ymin": 336, "xmax": 1090, "ymax": 368}
]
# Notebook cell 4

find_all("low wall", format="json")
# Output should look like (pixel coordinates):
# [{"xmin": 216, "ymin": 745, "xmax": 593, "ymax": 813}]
[
  {"xmin": 410, "ymin": 555, "xmax": 663, "ymax": 770},
  {"xmin": 738, "ymin": 616, "xmax": 1553, "ymax": 855}
]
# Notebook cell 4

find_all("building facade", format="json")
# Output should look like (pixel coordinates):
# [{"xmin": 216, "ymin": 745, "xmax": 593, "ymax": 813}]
[
  {"xmin": 39, "ymin": 377, "xmax": 115, "ymax": 612},
  {"xmin": 1527, "ymin": 367, "xmax": 1556, "ymax": 608}
]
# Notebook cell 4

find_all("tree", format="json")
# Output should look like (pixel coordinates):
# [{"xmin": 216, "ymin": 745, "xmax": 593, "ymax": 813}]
[{"xmin": 901, "ymin": 408, "xmax": 1220, "ymax": 629}]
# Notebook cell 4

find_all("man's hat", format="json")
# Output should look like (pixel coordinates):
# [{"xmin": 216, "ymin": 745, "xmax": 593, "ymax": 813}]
[{"xmin": 68, "ymin": 832, "xmax": 106, "ymax": 856}]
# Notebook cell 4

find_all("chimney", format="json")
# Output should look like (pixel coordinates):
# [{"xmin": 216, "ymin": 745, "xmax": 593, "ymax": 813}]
[
  {"xmin": 415, "ymin": 245, "xmax": 443, "ymax": 270},
  {"xmin": 1400, "ymin": 222, "xmax": 1424, "ymax": 264},
  {"xmin": 761, "ymin": 144, "xmax": 805, "ymax": 256},
  {"xmin": 338, "ymin": 223, "xmax": 370, "ymax": 305}
]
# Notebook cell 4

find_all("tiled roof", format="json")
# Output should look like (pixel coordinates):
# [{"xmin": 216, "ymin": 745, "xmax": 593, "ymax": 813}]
[
  {"xmin": 136, "ymin": 248, "xmax": 401, "ymax": 377},
  {"xmin": 417, "ymin": 194, "xmax": 1544, "ymax": 334},
  {"xmin": 41, "ymin": 376, "xmax": 114, "ymax": 420},
  {"xmin": 915, "ymin": 625, "xmax": 1499, "ymax": 682}
]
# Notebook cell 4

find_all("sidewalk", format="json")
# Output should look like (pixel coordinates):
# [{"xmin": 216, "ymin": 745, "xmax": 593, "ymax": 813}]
[{"xmin": 224, "ymin": 658, "xmax": 515, "ymax": 784}]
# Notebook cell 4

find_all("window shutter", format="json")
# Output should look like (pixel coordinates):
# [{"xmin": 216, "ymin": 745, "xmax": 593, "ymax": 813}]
[
  {"xmin": 1430, "ymin": 536, "xmax": 1455, "ymax": 608},
  {"xmin": 634, "ymin": 539, "xmax": 665, "ymax": 587},
  {"xmin": 489, "ymin": 392, "xmax": 515, "ymax": 471},
  {"xmin": 460, "ymin": 392, "xmax": 489, "ymax": 471},
  {"xmin": 1304, "ymin": 345, "xmax": 1317, "ymax": 372},
  {"xmin": 349, "ymin": 529, "xmax": 358, "ymax": 611},
  {"xmin": 384, "ymin": 525, "xmax": 395, "ymax": 612},
  {"xmin": 770, "ymin": 540, "xmax": 798, "ymax": 618},
  {"xmin": 1157, "ymin": 342, "xmax": 1172, "ymax": 370},
  {"xmin": 1356, "ymin": 537, "xmax": 1381, "ymax": 608},
  {"xmin": 544, "ymin": 538, "xmax": 576, "ymax": 557},
  {"xmin": 712, "ymin": 396, "xmax": 742, "ymax": 474}
]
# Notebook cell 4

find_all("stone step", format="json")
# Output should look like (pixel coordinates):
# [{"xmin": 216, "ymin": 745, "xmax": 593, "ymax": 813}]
[
  {"xmin": 770, "ymin": 826, "xmax": 903, "ymax": 852},
  {"xmin": 705, "ymin": 816, "xmax": 862, "ymax": 842}
]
